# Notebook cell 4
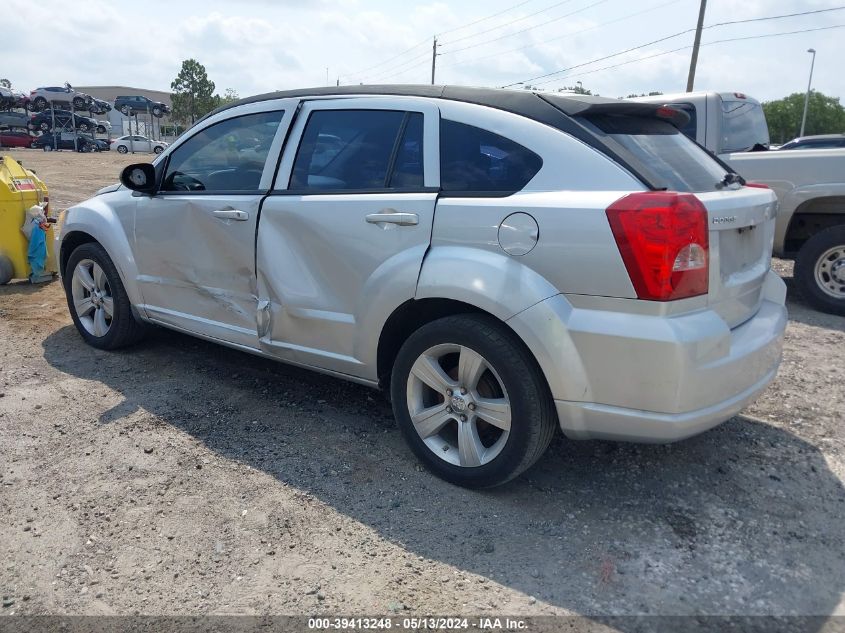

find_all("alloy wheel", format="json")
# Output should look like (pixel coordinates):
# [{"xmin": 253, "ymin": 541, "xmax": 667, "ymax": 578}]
[
  {"xmin": 405, "ymin": 343, "xmax": 511, "ymax": 468},
  {"xmin": 71, "ymin": 259, "xmax": 114, "ymax": 337}
]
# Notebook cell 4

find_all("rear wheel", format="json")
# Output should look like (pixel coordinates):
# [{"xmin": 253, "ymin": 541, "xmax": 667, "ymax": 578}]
[
  {"xmin": 152, "ymin": 106, "xmax": 162, "ymax": 117},
  {"xmin": 120, "ymin": 105, "xmax": 131, "ymax": 116},
  {"xmin": 33, "ymin": 97, "xmax": 47, "ymax": 111},
  {"xmin": 64, "ymin": 243, "xmax": 146, "ymax": 349},
  {"xmin": 116, "ymin": 145, "xmax": 128, "ymax": 154},
  {"xmin": 77, "ymin": 122, "xmax": 90, "ymax": 132},
  {"xmin": 795, "ymin": 224, "xmax": 845, "ymax": 316},
  {"xmin": 153, "ymin": 145, "xmax": 163, "ymax": 155},
  {"xmin": 391, "ymin": 314, "xmax": 556, "ymax": 488}
]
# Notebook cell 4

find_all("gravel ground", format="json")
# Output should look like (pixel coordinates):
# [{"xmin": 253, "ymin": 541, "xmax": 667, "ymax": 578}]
[{"xmin": 1, "ymin": 150, "xmax": 844, "ymax": 622}]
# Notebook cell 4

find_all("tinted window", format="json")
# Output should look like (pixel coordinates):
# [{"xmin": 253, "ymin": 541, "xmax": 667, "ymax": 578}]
[
  {"xmin": 162, "ymin": 111, "xmax": 283, "ymax": 192},
  {"xmin": 582, "ymin": 115, "xmax": 728, "ymax": 192},
  {"xmin": 666, "ymin": 102, "xmax": 697, "ymax": 140},
  {"xmin": 440, "ymin": 120, "xmax": 542, "ymax": 193},
  {"xmin": 720, "ymin": 100, "xmax": 770, "ymax": 152},
  {"xmin": 388, "ymin": 112, "xmax": 424, "ymax": 188},
  {"xmin": 290, "ymin": 109, "xmax": 410, "ymax": 190}
]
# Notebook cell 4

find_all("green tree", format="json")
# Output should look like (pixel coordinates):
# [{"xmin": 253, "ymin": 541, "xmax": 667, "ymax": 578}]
[
  {"xmin": 559, "ymin": 85, "xmax": 592, "ymax": 95},
  {"xmin": 624, "ymin": 91, "xmax": 663, "ymax": 98},
  {"xmin": 763, "ymin": 91, "xmax": 845, "ymax": 143},
  {"xmin": 212, "ymin": 87, "xmax": 240, "ymax": 108},
  {"xmin": 170, "ymin": 59, "xmax": 217, "ymax": 125},
  {"xmin": 0, "ymin": 79, "xmax": 11, "ymax": 89}
]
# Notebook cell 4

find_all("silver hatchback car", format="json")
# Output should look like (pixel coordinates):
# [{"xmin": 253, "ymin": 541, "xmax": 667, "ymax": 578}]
[{"xmin": 56, "ymin": 86, "xmax": 787, "ymax": 488}]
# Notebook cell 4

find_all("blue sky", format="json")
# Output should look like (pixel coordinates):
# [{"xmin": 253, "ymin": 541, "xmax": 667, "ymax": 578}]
[{"xmin": 3, "ymin": 0, "xmax": 843, "ymax": 102}]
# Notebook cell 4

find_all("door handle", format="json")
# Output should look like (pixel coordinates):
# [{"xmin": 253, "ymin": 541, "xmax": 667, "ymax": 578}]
[
  {"xmin": 365, "ymin": 211, "xmax": 419, "ymax": 226},
  {"xmin": 212, "ymin": 208, "xmax": 249, "ymax": 221}
]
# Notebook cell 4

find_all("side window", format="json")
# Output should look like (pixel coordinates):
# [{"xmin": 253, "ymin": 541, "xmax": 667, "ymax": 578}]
[
  {"xmin": 440, "ymin": 120, "xmax": 542, "ymax": 193},
  {"xmin": 290, "ymin": 109, "xmax": 419, "ymax": 191},
  {"xmin": 162, "ymin": 110, "xmax": 283, "ymax": 192}
]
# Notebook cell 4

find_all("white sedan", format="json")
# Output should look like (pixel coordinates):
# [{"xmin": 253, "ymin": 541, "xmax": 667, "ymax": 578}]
[{"xmin": 111, "ymin": 135, "xmax": 168, "ymax": 154}]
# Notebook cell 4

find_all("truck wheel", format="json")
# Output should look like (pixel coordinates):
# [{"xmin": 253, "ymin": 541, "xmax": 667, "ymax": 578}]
[
  {"xmin": 63, "ymin": 243, "xmax": 146, "ymax": 349},
  {"xmin": 390, "ymin": 314, "xmax": 556, "ymax": 488},
  {"xmin": 0, "ymin": 254, "xmax": 13, "ymax": 285},
  {"xmin": 794, "ymin": 225, "xmax": 845, "ymax": 316}
]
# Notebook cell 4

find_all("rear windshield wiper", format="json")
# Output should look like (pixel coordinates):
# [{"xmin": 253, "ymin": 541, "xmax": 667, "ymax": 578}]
[{"xmin": 716, "ymin": 172, "xmax": 745, "ymax": 189}]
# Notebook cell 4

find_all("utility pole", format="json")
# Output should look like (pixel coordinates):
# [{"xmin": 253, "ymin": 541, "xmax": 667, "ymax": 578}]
[
  {"xmin": 800, "ymin": 48, "xmax": 817, "ymax": 137},
  {"xmin": 431, "ymin": 37, "xmax": 438, "ymax": 85},
  {"xmin": 686, "ymin": 0, "xmax": 707, "ymax": 92}
]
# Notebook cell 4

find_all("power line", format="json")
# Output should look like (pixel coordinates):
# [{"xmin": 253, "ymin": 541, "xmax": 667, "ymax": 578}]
[
  {"xmin": 342, "ymin": 37, "xmax": 431, "ymax": 81},
  {"xmin": 443, "ymin": 0, "xmax": 576, "ymax": 45},
  {"xmin": 342, "ymin": 0, "xmax": 542, "ymax": 81},
  {"xmin": 363, "ymin": 49, "xmax": 433, "ymax": 83},
  {"xmin": 504, "ymin": 6, "xmax": 845, "ymax": 87},
  {"xmin": 708, "ymin": 5, "xmax": 845, "ymax": 28},
  {"xmin": 441, "ymin": 0, "xmax": 610, "ymax": 55},
  {"xmin": 531, "ymin": 23, "xmax": 845, "ymax": 88},
  {"xmin": 436, "ymin": 0, "xmax": 683, "ymax": 70},
  {"xmin": 502, "ymin": 28, "xmax": 694, "ymax": 87},
  {"xmin": 437, "ymin": 0, "xmax": 537, "ymax": 37}
]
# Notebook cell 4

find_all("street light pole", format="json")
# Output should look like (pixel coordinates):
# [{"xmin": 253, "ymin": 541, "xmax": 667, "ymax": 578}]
[{"xmin": 800, "ymin": 48, "xmax": 817, "ymax": 137}]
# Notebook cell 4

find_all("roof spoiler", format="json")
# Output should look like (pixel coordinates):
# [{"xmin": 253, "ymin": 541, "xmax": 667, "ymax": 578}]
[{"xmin": 538, "ymin": 94, "xmax": 691, "ymax": 129}]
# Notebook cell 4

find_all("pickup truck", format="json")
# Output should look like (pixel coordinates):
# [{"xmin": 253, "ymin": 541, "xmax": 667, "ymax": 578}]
[{"xmin": 633, "ymin": 91, "xmax": 845, "ymax": 315}]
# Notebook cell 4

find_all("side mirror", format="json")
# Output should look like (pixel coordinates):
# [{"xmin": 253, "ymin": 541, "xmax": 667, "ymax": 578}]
[{"xmin": 120, "ymin": 163, "xmax": 156, "ymax": 194}]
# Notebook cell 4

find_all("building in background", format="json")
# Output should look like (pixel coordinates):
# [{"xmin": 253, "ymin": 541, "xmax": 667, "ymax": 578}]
[{"xmin": 76, "ymin": 86, "xmax": 174, "ymax": 138}]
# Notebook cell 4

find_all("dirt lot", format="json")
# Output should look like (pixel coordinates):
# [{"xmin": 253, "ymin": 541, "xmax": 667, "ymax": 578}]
[{"xmin": 1, "ymin": 150, "xmax": 844, "ymax": 622}]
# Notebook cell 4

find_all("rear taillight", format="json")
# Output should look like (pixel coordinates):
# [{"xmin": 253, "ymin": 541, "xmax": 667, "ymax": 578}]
[
  {"xmin": 606, "ymin": 192, "xmax": 709, "ymax": 301},
  {"xmin": 745, "ymin": 182, "xmax": 769, "ymax": 189}
]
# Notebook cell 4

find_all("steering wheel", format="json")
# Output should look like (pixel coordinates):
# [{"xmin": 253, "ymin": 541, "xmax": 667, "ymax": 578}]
[{"xmin": 166, "ymin": 171, "xmax": 205, "ymax": 192}]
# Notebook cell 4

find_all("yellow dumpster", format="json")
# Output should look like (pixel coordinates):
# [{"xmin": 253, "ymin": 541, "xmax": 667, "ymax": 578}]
[{"xmin": 0, "ymin": 155, "xmax": 56, "ymax": 284}]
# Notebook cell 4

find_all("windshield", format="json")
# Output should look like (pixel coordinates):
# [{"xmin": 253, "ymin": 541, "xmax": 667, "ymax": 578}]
[{"xmin": 720, "ymin": 99, "xmax": 770, "ymax": 153}]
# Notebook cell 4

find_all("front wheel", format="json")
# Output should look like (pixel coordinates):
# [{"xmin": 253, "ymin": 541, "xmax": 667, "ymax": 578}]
[
  {"xmin": 153, "ymin": 145, "xmax": 163, "ymax": 155},
  {"xmin": 390, "ymin": 314, "xmax": 556, "ymax": 488},
  {"xmin": 64, "ymin": 243, "xmax": 146, "ymax": 349},
  {"xmin": 795, "ymin": 224, "xmax": 845, "ymax": 316},
  {"xmin": 116, "ymin": 145, "xmax": 128, "ymax": 154}
]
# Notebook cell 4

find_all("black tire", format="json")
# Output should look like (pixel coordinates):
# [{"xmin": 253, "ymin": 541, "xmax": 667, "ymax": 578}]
[
  {"xmin": 33, "ymin": 97, "xmax": 47, "ymax": 111},
  {"xmin": 153, "ymin": 145, "xmax": 163, "ymax": 155},
  {"xmin": 96, "ymin": 125, "xmax": 106, "ymax": 134},
  {"xmin": 116, "ymin": 145, "xmax": 128, "ymax": 154},
  {"xmin": 39, "ymin": 121, "xmax": 50, "ymax": 131},
  {"xmin": 77, "ymin": 123, "xmax": 90, "ymax": 132},
  {"xmin": 152, "ymin": 107, "xmax": 162, "ymax": 117},
  {"xmin": 0, "ymin": 253, "xmax": 13, "ymax": 285},
  {"xmin": 63, "ymin": 242, "xmax": 146, "ymax": 350},
  {"xmin": 794, "ymin": 224, "xmax": 845, "ymax": 316},
  {"xmin": 390, "ymin": 314, "xmax": 556, "ymax": 488},
  {"xmin": 120, "ymin": 105, "xmax": 131, "ymax": 116}
]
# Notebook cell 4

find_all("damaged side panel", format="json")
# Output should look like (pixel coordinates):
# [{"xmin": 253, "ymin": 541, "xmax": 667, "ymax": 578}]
[{"xmin": 133, "ymin": 194, "xmax": 264, "ymax": 349}]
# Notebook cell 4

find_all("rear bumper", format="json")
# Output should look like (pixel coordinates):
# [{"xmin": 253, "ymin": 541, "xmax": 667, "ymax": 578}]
[
  {"xmin": 508, "ymin": 271, "xmax": 788, "ymax": 443},
  {"xmin": 554, "ymin": 364, "xmax": 778, "ymax": 442}
]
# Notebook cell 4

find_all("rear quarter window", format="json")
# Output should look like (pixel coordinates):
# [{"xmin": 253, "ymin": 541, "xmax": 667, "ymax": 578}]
[
  {"xmin": 579, "ymin": 114, "xmax": 728, "ymax": 192},
  {"xmin": 440, "ymin": 120, "xmax": 542, "ymax": 194}
]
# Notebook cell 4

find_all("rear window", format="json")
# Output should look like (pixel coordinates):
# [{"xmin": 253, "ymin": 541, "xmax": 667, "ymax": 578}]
[
  {"xmin": 580, "ymin": 115, "xmax": 729, "ymax": 192},
  {"xmin": 720, "ymin": 99, "xmax": 770, "ymax": 153},
  {"xmin": 440, "ymin": 120, "xmax": 542, "ymax": 194}
]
